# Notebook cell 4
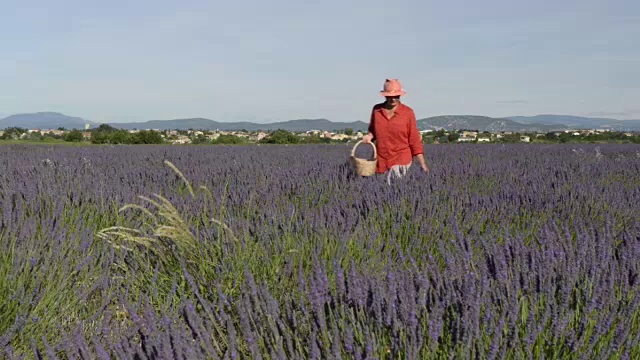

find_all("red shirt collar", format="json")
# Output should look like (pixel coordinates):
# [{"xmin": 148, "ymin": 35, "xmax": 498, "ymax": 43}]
[{"xmin": 377, "ymin": 102, "xmax": 407, "ymax": 115}]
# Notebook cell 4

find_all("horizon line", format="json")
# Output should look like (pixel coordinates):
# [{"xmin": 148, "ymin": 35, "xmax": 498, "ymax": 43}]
[{"xmin": 1, "ymin": 111, "xmax": 639, "ymax": 124}]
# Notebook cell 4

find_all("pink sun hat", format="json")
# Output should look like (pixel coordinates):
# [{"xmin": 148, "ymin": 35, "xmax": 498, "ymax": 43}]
[{"xmin": 379, "ymin": 78, "xmax": 406, "ymax": 97}]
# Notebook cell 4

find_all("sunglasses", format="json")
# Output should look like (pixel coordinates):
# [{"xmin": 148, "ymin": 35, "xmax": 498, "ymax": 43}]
[{"xmin": 385, "ymin": 96, "xmax": 400, "ymax": 100}]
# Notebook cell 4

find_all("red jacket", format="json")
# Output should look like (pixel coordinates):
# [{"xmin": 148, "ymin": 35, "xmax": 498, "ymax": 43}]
[{"xmin": 368, "ymin": 102, "xmax": 423, "ymax": 173}]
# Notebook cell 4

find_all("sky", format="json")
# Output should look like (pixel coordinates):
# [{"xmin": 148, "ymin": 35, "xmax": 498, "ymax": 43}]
[{"xmin": 1, "ymin": 0, "xmax": 639, "ymax": 123}]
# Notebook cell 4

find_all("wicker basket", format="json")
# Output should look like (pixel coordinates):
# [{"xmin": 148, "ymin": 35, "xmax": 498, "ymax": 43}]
[{"xmin": 350, "ymin": 140, "xmax": 377, "ymax": 176}]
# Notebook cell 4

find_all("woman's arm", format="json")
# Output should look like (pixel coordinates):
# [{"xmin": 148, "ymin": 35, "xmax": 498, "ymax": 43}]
[
  {"xmin": 408, "ymin": 111, "xmax": 429, "ymax": 173},
  {"xmin": 363, "ymin": 106, "xmax": 376, "ymax": 143}
]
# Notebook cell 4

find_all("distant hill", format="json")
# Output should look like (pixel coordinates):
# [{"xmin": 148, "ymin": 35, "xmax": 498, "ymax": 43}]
[
  {"xmin": 506, "ymin": 115, "xmax": 640, "ymax": 131},
  {"xmin": 2, "ymin": 111, "xmax": 639, "ymax": 133},
  {"xmin": 105, "ymin": 118, "xmax": 370, "ymax": 132},
  {"xmin": 0, "ymin": 113, "xmax": 368, "ymax": 132},
  {"xmin": 0, "ymin": 112, "xmax": 95, "ymax": 130},
  {"xmin": 417, "ymin": 115, "xmax": 568, "ymax": 132}
]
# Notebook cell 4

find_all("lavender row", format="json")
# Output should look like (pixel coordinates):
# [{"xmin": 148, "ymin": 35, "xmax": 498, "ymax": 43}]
[
  {"xmin": 2, "ymin": 144, "xmax": 637, "ymax": 243},
  {"xmin": 5, "ymin": 219, "xmax": 639, "ymax": 359}
]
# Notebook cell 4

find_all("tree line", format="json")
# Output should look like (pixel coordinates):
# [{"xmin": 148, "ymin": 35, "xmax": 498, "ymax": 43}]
[
  {"xmin": 0, "ymin": 126, "xmax": 342, "ymax": 145},
  {"xmin": 3, "ymin": 125, "xmax": 638, "ymax": 145}
]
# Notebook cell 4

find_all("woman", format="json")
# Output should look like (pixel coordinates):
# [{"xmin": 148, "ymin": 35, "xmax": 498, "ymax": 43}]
[{"xmin": 363, "ymin": 79, "xmax": 430, "ymax": 182}]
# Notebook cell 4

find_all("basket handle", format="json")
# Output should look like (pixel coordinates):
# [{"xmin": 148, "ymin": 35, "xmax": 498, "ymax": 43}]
[{"xmin": 351, "ymin": 140, "xmax": 377, "ymax": 159}]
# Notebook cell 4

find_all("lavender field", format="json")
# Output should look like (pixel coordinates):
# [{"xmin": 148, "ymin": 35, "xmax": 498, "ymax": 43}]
[{"xmin": 1, "ymin": 143, "xmax": 639, "ymax": 359}]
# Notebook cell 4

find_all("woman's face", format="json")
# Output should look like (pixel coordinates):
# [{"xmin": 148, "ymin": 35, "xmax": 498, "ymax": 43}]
[{"xmin": 385, "ymin": 96, "xmax": 400, "ymax": 106}]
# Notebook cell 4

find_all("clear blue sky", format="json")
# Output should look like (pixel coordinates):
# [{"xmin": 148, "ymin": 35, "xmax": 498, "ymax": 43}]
[{"xmin": 1, "ymin": 0, "xmax": 639, "ymax": 123}]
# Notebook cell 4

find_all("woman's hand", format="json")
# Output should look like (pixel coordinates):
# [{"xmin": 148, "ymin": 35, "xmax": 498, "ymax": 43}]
[
  {"xmin": 414, "ymin": 154, "xmax": 430, "ymax": 174},
  {"xmin": 362, "ymin": 134, "xmax": 373, "ymax": 143}
]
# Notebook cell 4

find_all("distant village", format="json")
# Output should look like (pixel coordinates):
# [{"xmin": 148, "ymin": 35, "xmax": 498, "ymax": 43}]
[{"xmin": 0, "ymin": 125, "xmax": 638, "ymax": 144}]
